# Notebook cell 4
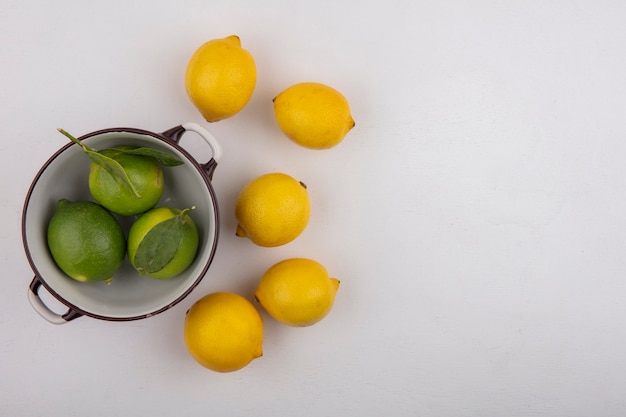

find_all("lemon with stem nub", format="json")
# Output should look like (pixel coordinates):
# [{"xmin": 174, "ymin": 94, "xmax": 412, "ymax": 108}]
[
  {"xmin": 235, "ymin": 173, "xmax": 310, "ymax": 247},
  {"xmin": 185, "ymin": 35, "xmax": 257, "ymax": 122},
  {"xmin": 255, "ymin": 258, "xmax": 340, "ymax": 327},
  {"xmin": 184, "ymin": 292, "xmax": 264, "ymax": 373},
  {"xmin": 273, "ymin": 82, "xmax": 355, "ymax": 149}
]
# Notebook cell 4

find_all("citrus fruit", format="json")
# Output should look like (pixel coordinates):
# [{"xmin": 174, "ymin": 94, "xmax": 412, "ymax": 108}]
[
  {"xmin": 47, "ymin": 199, "xmax": 126, "ymax": 282},
  {"xmin": 273, "ymin": 82, "xmax": 355, "ymax": 149},
  {"xmin": 126, "ymin": 206, "xmax": 199, "ymax": 279},
  {"xmin": 89, "ymin": 146, "xmax": 164, "ymax": 216},
  {"xmin": 254, "ymin": 258, "xmax": 340, "ymax": 327},
  {"xmin": 235, "ymin": 173, "xmax": 310, "ymax": 247},
  {"xmin": 185, "ymin": 35, "xmax": 257, "ymax": 122},
  {"xmin": 184, "ymin": 292, "xmax": 264, "ymax": 373}
]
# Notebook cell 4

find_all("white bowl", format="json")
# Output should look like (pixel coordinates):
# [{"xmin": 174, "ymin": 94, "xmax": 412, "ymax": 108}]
[{"xmin": 22, "ymin": 123, "xmax": 222, "ymax": 324}]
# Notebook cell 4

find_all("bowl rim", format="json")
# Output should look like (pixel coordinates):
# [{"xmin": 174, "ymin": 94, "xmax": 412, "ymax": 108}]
[{"xmin": 22, "ymin": 126, "xmax": 220, "ymax": 322}]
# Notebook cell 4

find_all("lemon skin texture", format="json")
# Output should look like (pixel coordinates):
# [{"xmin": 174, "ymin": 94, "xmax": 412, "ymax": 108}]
[
  {"xmin": 89, "ymin": 147, "xmax": 164, "ymax": 217},
  {"xmin": 185, "ymin": 35, "xmax": 257, "ymax": 122},
  {"xmin": 184, "ymin": 292, "xmax": 264, "ymax": 373},
  {"xmin": 47, "ymin": 199, "xmax": 126, "ymax": 282},
  {"xmin": 273, "ymin": 82, "xmax": 355, "ymax": 149},
  {"xmin": 235, "ymin": 173, "xmax": 310, "ymax": 247},
  {"xmin": 255, "ymin": 258, "xmax": 340, "ymax": 327},
  {"xmin": 127, "ymin": 207, "xmax": 199, "ymax": 279}
]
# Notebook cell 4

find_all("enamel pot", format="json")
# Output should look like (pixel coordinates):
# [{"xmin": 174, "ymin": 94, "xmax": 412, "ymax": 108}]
[{"xmin": 22, "ymin": 123, "xmax": 222, "ymax": 324}]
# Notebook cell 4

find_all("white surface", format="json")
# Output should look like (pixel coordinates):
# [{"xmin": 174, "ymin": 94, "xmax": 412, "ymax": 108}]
[{"xmin": 2, "ymin": 1, "xmax": 626, "ymax": 415}]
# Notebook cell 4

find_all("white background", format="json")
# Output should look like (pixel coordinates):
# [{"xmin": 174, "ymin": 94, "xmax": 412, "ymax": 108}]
[{"xmin": 2, "ymin": 1, "xmax": 626, "ymax": 416}]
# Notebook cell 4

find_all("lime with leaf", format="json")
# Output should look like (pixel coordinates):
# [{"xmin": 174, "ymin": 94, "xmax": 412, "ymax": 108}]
[
  {"xmin": 127, "ymin": 206, "xmax": 199, "ymax": 279},
  {"xmin": 58, "ymin": 129, "xmax": 183, "ymax": 216}
]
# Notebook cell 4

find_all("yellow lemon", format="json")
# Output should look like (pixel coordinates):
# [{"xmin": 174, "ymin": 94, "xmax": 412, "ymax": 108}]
[
  {"xmin": 273, "ymin": 82, "xmax": 355, "ymax": 149},
  {"xmin": 235, "ymin": 173, "xmax": 310, "ymax": 247},
  {"xmin": 185, "ymin": 35, "xmax": 256, "ymax": 122},
  {"xmin": 254, "ymin": 258, "xmax": 340, "ymax": 327},
  {"xmin": 184, "ymin": 292, "xmax": 264, "ymax": 373}
]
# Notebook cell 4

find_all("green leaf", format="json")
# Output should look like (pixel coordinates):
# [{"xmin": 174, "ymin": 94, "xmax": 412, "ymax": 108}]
[
  {"xmin": 133, "ymin": 216, "xmax": 184, "ymax": 274},
  {"xmin": 117, "ymin": 147, "xmax": 184, "ymax": 166},
  {"xmin": 58, "ymin": 129, "xmax": 142, "ymax": 198},
  {"xmin": 86, "ymin": 150, "xmax": 142, "ymax": 198}
]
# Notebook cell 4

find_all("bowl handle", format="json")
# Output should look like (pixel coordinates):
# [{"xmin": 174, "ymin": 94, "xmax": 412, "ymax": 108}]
[
  {"xmin": 161, "ymin": 122, "xmax": 223, "ymax": 180},
  {"xmin": 27, "ymin": 276, "xmax": 82, "ymax": 325}
]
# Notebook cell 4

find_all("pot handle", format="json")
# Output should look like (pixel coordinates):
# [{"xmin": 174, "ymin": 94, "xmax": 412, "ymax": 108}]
[
  {"xmin": 27, "ymin": 276, "xmax": 82, "ymax": 325},
  {"xmin": 161, "ymin": 122, "xmax": 223, "ymax": 180}
]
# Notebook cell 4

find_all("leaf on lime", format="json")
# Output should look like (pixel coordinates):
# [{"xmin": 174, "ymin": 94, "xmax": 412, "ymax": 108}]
[
  {"xmin": 133, "ymin": 215, "xmax": 185, "ymax": 274},
  {"xmin": 58, "ymin": 128, "xmax": 142, "ymax": 198},
  {"xmin": 87, "ymin": 150, "xmax": 142, "ymax": 198},
  {"xmin": 117, "ymin": 147, "xmax": 184, "ymax": 166}
]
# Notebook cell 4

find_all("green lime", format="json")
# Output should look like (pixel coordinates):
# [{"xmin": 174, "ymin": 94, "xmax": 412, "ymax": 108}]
[
  {"xmin": 47, "ymin": 199, "xmax": 126, "ymax": 282},
  {"xmin": 127, "ymin": 206, "xmax": 199, "ymax": 279},
  {"xmin": 89, "ymin": 146, "xmax": 164, "ymax": 216}
]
